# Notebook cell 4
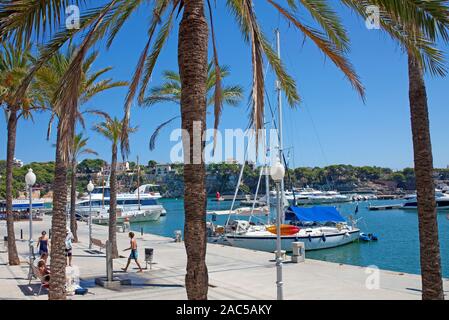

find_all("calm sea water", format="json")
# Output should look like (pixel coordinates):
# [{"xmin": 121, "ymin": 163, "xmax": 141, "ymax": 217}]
[{"xmin": 131, "ymin": 198, "xmax": 449, "ymax": 277}]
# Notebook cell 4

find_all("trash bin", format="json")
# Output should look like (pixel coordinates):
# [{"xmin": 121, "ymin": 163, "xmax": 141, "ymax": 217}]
[
  {"xmin": 145, "ymin": 248, "xmax": 154, "ymax": 269},
  {"xmin": 291, "ymin": 242, "xmax": 305, "ymax": 263}
]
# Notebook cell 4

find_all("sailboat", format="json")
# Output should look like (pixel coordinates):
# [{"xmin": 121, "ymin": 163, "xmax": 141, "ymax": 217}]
[{"xmin": 207, "ymin": 30, "xmax": 360, "ymax": 251}]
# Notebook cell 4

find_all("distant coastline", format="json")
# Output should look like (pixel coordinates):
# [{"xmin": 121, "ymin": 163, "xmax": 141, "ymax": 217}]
[{"xmin": 3, "ymin": 159, "xmax": 449, "ymax": 200}]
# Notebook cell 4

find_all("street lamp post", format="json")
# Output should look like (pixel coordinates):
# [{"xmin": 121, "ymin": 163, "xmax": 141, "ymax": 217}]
[
  {"xmin": 25, "ymin": 168, "xmax": 36, "ymax": 280},
  {"xmin": 270, "ymin": 160, "xmax": 285, "ymax": 300},
  {"xmin": 87, "ymin": 180, "xmax": 94, "ymax": 249}
]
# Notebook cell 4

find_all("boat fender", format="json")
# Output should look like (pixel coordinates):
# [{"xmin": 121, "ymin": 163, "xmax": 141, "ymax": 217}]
[
  {"xmin": 345, "ymin": 232, "xmax": 350, "ymax": 237},
  {"xmin": 308, "ymin": 234, "xmax": 312, "ymax": 242},
  {"xmin": 321, "ymin": 234, "xmax": 326, "ymax": 242}
]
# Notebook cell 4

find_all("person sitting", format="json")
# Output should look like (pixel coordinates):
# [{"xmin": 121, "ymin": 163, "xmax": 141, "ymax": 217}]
[
  {"xmin": 39, "ymin": 252, "xmax": 49, "ymax": 265},
  {"xmin": 37, "ymin": 260, "xmax": 50, "ymax": 285}
]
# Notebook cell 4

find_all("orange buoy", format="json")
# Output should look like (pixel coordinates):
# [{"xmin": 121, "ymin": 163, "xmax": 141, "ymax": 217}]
[{"xmin": 266, "ymin": 224, "xmax": 300, "ymax": 235}]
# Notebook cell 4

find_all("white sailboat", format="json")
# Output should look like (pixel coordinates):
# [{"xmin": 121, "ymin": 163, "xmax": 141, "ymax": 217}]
[
  {"xmin": 212, "ymin": 206, "xmax": 359, "ymax": 251},
  {"xmin": 207, "ymin": 30, "xmax": 360, "ymax": 252}
]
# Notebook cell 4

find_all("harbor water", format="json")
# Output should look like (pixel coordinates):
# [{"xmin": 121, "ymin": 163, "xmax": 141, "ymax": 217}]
[{"xmin": 131, "ymin": 198, "xmax": 449, "ymax": 278}]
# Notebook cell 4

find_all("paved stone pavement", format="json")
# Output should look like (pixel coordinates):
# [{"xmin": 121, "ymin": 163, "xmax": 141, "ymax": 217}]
[{"xmin": 0, "ymin": 215, "xmax": 447, "ymax": 300}]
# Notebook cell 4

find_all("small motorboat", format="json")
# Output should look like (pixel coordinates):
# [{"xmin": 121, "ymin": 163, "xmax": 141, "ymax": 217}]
[{"xmin": 359, "ymin": 233, "xmax": 378, "ymax": 242}]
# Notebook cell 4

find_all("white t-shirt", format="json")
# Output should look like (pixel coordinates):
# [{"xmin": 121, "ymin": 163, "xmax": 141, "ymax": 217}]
[{"xmin": 65, "ymin": 232, "xmax": 73, "ymax": 249}]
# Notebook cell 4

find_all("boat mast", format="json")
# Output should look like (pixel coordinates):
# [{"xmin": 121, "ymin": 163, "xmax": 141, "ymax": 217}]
[
  {"xmin": 265, "ymin": 165, "xmax": 270, "ymax": 224},
  {"xmin": 101, "ymin": 168, "xmax": 105, "ymax": 209},
  {"xmin": 275, "ymin": 29, "xmax": 285, "ymax": 222},
  {"xmin": 137, "ymin": 155, "xmax": 141, "ymax": 210}
]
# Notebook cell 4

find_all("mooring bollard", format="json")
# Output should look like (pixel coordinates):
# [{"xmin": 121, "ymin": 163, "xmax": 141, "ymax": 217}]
[
  {"xmin": 174, "ymin": 230, "xmax": 182, "ymax": 242},
  {"xmin": 291, "ymin": 242, "xmax": 305, "ymax": 263},
  {"xmin": 141, "ymin": 227, "xmax": 143, "ymax": 237},
  {"xmin": 20, "ymin": 229, "xmax": 23, "ymax": 240}
]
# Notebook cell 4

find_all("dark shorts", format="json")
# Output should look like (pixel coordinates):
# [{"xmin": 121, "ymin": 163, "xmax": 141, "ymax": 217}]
[
  {"xmin": 129, "ymin": 249, "xmax": 138, "ymax": 260},
  {"xmin": 65, "ymin": 248, "xmax": 72, "ymax": 257},
  {"xmin": 39, "ymin": 249, "xmax": 48, "ymax": 256}
]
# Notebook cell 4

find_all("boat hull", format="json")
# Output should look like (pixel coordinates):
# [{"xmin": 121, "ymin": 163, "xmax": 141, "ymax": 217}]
[
  {"xmin": 92, "ymin": 210, "xmax": 162, "ymax": 225},
  {"xmin": 220, "ymin": 229, "xmax": 360, "ymax": 252}
]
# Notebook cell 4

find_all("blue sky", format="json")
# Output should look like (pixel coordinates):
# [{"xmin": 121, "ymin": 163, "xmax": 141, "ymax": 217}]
[{"xmin": 1, "ymin": 1, "xmax": 448, "ymax": 170}]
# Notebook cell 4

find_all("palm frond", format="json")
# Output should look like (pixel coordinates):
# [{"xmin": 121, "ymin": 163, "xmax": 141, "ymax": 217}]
[
  {"xmin": 268, "ymin": 0, "xmax": 365, "ymax": 101},
  {"xmin": 207, "ymin": 0, "xmax": 223, "ymax": 151},
  {"xmin": 342, "ymin": 0, "xmax": 448, "ymax": 76},
  {"xmin": 141, "ymin": 95, "xmax": 181, "ymax": 107},
  {"xmin": 12, "ymin": 2, "xmax": 118, "ymax": 108},
  {"xmin": 53, "ymin": 0, "xmax": 120, "ymax": 161},
  {"xmin": 0, "ymin": 0, "xmax": 78, "ymax": 43},
  {"xmin": 298, "ymin": 0, "xmax": 350, "ymax": 52},
  {"xmin": 121, "ymin": 0, "xmax": 175, "ymax": 158},
  {"xmin": 80, "ymin": 79, "xmax": 128, "ymax": 105},
  {"xmin": 137, "ymin": 1, "xmax": 178, "ymax": 104},
  {"xmin": 149, "ymin": 116, "xmax": 180, "ymax": 150}
]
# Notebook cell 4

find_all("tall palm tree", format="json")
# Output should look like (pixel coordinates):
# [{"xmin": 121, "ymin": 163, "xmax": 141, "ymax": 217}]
[
  {"xmin": 92, "ymin": 115, "xmax": 137, "ymax": 259},
  {"xmin": 0, "ymin": 42, "xmax": 45, "ymax": 266},
  {"xmin": 3, "ymin": 0, "xmax": 447, "ymax": 300},
  {"xmin": 340, "ymin": 0, "xmax": 449, "ymax": 300},
  {"xmin": 144, "ymin": 62, "xmax": 243, "ymax": 149},
  {"xmin": 69, "ymin": 133, "xmax": 97, "ymax": 243},
  {"xmin": 35, "ymin": 48, "xmax": 126, "ymax": 300}
]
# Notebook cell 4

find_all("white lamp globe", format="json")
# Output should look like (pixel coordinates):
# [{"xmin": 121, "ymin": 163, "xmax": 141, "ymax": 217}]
[
  {"xmin": 25, "ymin": 168, "xmax": 36, "ymax": 186},
  {"xmin": 270, "ymin": 160, "xmax": 285, "ymax": 182},
  {"xmin": 87, "ymin": 180, "xmax": 94, "ymax": 193}
]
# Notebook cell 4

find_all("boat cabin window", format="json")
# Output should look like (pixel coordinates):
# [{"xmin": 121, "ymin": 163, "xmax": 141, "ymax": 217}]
[
  {"xmin": 92, "ymin": 187, "xmax": 110, "ymax": 197},
  {"xmin": 117, "ymin": 199, "xmax": 157, "ymax": 206}
]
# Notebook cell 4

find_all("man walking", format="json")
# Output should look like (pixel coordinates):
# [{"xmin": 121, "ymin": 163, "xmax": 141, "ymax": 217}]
[{"xmin": 122, "ymin": 232, "xmax": 143, "ymax": 273}]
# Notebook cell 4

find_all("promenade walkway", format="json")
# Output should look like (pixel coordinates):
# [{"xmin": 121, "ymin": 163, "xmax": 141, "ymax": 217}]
[{"xmin": 0, "ymin": 215, "xmax": 447, "ymax": 300}]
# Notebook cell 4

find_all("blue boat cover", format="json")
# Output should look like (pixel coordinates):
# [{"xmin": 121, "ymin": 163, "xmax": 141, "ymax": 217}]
[{"xmin": 285, "ymin": 206, "xmax": 346, "ymax": 223}]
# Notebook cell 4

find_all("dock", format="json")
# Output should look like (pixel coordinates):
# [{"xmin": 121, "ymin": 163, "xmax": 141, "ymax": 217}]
[
  {"xmin": 368, "ymin": 204, "xmax": 403, "ymax": 211},
  {"xmin": 0, "ymin": 215, "xmax": 447, "ymax": 300}
]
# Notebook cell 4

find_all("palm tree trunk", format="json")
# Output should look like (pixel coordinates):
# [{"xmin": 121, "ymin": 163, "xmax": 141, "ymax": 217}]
[
  {"xmin": 48, "ymin": 124, "xmax": 68, "ymax": 300},
  {"xmin": 408, "ymin": 53, "xmax": 444, "ymax": 300},
  {"xmin": 70, "ymin": 159, "xmax": 78, "ymax": 243},
  {"xmin": 178, "ymin": 0, "xmax": 209, "ymax": 300},
  {"xmin": 109, "ymin": 143, "xmax": 118, "ymax": 258},
  {"xmin": 5, "ymin": 108, "xmax": 20, "ymax": 265}
]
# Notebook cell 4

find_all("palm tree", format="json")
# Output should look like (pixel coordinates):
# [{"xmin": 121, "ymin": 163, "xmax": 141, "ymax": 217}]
[
  {"xmin": 92, "ymin": 115, "xmax": 137, "ymax": 259},
  {"xmin": 69, "ymin": 133, "xmax": 97, "ymax": 243},
  {"xmin": 143, "ymin": 62, "xmax": 243, "ymax": 149},
  {"xmin": 340, "ymin": 0, "xmax": 449, "ymax": 300},
  {"xmin": 3, "ymin": 0, "xmax": 447, "ymax": 300},
  {"xmin": 35, "ymin": 48, "xmax": 126, "ymax": 300},
  {"xmin": 0, "ymin": 42, "xmax": 45, "ymax": 266},
  {"xmin": 0, "ymin": 0, "xmax": 365, "ymax": 301}
]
